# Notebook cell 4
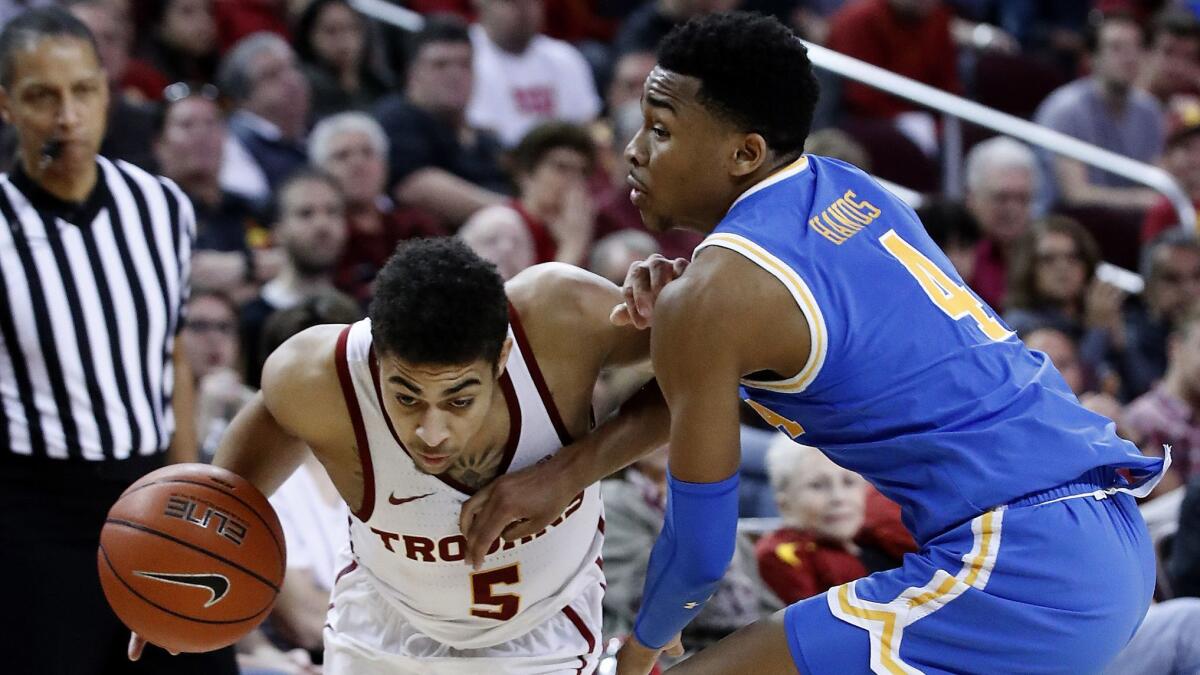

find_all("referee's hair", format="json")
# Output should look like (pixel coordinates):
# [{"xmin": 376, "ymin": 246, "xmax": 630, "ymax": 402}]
[
  {"xmin": 0, "ymin": 6, "xmax": 99, "ymax": 88},
  {"xmin": 656, "ymin": 12, "xmax": 819, "ymax": 157}
]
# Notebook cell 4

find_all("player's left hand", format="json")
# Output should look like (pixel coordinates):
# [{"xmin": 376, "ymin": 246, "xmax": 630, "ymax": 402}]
[
  {"xmin": 458, "ymin": 455, "xmax": 577, "ymax": 569},
  {"xmin": 615, "ymin": 633, "xmax": 683, "ymax": 675}
]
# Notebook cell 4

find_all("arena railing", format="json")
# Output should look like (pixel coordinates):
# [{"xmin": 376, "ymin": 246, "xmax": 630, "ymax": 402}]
[{"xmin": 349, "ymin": 0, "xmax": 1165, "ymax": 292}]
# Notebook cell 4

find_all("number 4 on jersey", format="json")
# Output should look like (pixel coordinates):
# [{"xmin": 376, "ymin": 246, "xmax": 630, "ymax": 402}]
[{"xmin": 880, "ymin": 230, "xmax": 1012, "ymax": 342}]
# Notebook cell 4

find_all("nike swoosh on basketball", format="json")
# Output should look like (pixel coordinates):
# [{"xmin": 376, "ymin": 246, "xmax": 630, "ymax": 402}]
[
  {"xmin": 133, "ymin": 571, "xmax": 230, "ymax": 608},
  {"xmin": 389, "ymin": 491, "xmax": 434, "ymax": 506}
]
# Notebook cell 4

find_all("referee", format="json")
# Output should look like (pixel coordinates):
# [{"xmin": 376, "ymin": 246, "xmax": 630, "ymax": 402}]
[{"xmin": 0, "ymin": 9, "xmax": 236, "ymax": 674}]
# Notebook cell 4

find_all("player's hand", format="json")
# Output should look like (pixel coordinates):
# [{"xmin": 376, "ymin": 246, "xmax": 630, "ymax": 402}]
[
  {"xmin": 610, "ymin": 255, "xmax": 689, "ymax": 330},
  {"xmin": 615, "ymin": 633, "xmax": 683, "ymax": 675},
  {"xmin": 127, "ymin": 632, "xmax": 178, "ymax": 661},
  {"xmin": 458, "ymin": 455, "xmax": 577, "ymax": 569}
]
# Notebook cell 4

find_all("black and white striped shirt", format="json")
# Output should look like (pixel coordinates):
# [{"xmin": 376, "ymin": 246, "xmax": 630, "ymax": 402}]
[{"xmin": 0, "ymin": 156, "xmax": 193, "ymax": 462}]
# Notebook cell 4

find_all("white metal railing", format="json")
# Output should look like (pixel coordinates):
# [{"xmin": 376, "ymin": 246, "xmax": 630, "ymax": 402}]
[
  {"xmin": 803, "ymin": 40, "xmax": 1196, "ymax": 236},
  {"xmin": 350, "ymin": 2, "xmax": 1165, "ymax": 291}
]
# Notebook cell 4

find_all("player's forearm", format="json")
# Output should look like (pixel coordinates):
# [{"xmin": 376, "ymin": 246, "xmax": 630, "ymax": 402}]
[
  {"xmin": 557, "ymin": 381, "xmax": 669, "ymax": 493},
  {"xmin": 212, "ymin": 394, "xmax": 309, "ymax": 497},
  {"xmin": 632, "ymin": 470, "xmax": 740, "ymax": 648}
]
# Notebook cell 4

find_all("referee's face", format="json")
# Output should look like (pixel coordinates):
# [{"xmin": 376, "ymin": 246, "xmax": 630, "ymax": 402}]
[{"xmin": 0, "ymin": 36, "xmax": 108, "ymax": 178}]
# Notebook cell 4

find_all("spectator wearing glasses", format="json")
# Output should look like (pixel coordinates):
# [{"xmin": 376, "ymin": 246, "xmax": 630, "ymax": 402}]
[
  {"xmin": 1003, "ymin": 216, "xmax": 1126, "ymax": 377},
  {"xmin": 217, "ymin": 31, "xmax": 311, "ymax": 206},
  {"xmin": 294, "ymin": 0, "xmax": 391, "ymax": 122},
  {"xmin": 1119, "ymin": 231, "xmax": 1200, "ymax": 401},
  {"xmin": 180, "ymin": 291, "xmax": 254, "ymax": 462},
  {"xmin": 155, "ymin": 83, "xmax": 270, "ymax": 299}
]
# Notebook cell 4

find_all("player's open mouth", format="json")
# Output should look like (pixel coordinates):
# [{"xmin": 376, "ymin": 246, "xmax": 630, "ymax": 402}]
[{"xmin": 627, "ymin": 174, "xmax": 649, "ymax": 205}]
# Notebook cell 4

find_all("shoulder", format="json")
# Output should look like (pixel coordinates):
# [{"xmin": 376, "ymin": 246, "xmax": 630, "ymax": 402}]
[
  {"xmin": 260, "ymin": 324, "xmax": 345, "ymax": 420},
  {"xmin": 1037, "ymin": 79, "xmax": 1090, "ymax": 118},
  {"xmin": 507, "ymin": 262, "xmax": 620, "ymax": 319}
]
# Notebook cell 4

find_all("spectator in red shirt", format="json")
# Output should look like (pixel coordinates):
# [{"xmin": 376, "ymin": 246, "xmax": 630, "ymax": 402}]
[
  {"xmin": 1143, "ymin": 102, "xmax": 1200, "ymax": 244},
  {"xmin": 825, "ymin": 0, "xmax": 960, "ymax": 119},
  {"xmin": 756, "ymin": 439, "xmax": 912, "ymax": 605}
]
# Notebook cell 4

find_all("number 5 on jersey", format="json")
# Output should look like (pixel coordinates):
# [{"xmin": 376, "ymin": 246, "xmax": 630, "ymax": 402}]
[
  {"xmin": 880, "ymin": 230, "xmax": 1012, "ymax": 342},
  {"xmin": 470, "ymin": 564, "xmax": 520, "ymax": 620}
]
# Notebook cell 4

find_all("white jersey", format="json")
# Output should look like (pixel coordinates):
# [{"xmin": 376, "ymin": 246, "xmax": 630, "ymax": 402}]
[{"xmin": 333, "ymin": 311, "xmax": 606, "ymax": 650}]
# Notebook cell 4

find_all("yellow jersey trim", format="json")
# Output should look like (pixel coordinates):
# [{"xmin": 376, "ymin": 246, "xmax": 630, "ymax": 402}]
[{"xmin": 694, "ymin": 232, "xmax": 828, "ymax": 394}]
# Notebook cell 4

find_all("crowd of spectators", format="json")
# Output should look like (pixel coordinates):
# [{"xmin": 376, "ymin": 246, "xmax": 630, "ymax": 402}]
[{"xmin": 6, "ymin": 0, "xmax": 1200, "ymax": 671}]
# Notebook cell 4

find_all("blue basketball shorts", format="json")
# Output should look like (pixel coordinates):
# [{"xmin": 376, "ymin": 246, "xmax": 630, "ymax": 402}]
[{"xmin": 783, "ymin": 470, "xmax": 1157, "ymax": 675}]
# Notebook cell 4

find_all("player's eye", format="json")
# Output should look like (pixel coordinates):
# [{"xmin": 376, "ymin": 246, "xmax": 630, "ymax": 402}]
[
  {"xmin": 449, "ymin": 398, "xmax": 474, "ymax": 409},
  {"xmin": 396, "ymin": 395, "xmax": 419, "ymax": 407},
  {"xmin": 651, "ymin": 125, "xmax": 669, "ymax": 139}
]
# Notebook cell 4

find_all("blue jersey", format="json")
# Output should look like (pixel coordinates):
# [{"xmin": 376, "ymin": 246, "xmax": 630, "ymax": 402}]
[{"xmin": 698, "ymin": 155, "xmax": 1165, "ymax": 544}]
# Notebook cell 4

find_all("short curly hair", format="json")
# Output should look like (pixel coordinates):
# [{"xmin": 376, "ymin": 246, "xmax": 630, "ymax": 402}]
[
  {"xmin": 369, "ymin": 238, "xmax": 509, "ymax": 367},
  {"xmin": 657, "ymin": 12, "xmax": 819, "ymax": 156}
]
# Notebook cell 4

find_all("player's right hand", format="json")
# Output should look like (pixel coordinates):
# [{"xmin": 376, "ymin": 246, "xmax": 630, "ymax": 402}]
[
  {"xmin": 610, "ymin": 255, "xmax": 689, "ymax": 330},
  {"xmin": 614, "ymin": 633, "xmax": 683, "ymax": 675},
  {"xmin": 128, "ymin": 632, "xmax": 179, "ymax": 661}
]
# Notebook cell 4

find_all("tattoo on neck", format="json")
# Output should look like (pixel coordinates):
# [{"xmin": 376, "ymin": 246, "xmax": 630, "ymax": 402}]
[{"xmin": 449, "ymin": 445, "xmax": 505, "ymax": 489}]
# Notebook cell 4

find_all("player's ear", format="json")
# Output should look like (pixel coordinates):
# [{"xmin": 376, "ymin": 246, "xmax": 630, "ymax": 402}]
[
  {"xmin": 0, "ymin": 87, "xmax": 11, "ymax": 125},
  {"xmin": 493, "ymin": 337, "xmax": 513, "ymax": 379},
  {"xmin": 731, "ymin": 133, "xmax": 768, "ymax": 178}
]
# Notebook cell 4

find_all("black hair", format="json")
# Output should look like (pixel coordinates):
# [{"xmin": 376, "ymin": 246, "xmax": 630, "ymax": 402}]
[
  {"xmin": 270, "ymin": 166, "xmax": 344, "ymax": 223},
  {"xmin": 369, "ymin": 237, "xmax": 509, "ymax": 367},
  {"xmin": 1151, "ymin": 8, "xmax": 1200, "ymax": 43},
  {"xmin": 0, "ymin": 6, "xmax": 100, "ymax": 88},
  {"xmin": 509, "ymin": 121, "xmax": 596, "ymax": 177},
  {"xmin": 916, "ymin": 199, "xmax": 981, "ymax": 251},
  {"xmin": 1084, "ymin": 10, "xmax": 1145, "ymax": 54},
  {"xmin": 404, "ymin": 14, "xmax": 470, "ymax": 77},
  {"xmin": 656, "ymin": 12, "xmax": 818, "ymax": 156}
]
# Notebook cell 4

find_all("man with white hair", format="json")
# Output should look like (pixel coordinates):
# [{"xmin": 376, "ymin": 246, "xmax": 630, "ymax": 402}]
[
  {"xmin": 217, "ymin": 31, "xmax": 312, "ymax": 205},
  {"xmin": 309, "ymin": 111, "xmax": 443, "ymax": 304},
  {"xmin": 964, "ymin": 136, "xmax": 1038, "ymax": 309}
]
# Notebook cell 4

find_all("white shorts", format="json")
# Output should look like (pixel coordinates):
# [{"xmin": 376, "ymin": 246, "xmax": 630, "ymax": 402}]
[{"xmin": 323, "ymin": 563, "xmax": 603, "ymax": 675}]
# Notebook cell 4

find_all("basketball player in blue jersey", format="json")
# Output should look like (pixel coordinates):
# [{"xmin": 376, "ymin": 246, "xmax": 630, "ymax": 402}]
[{"xmin": 598, "ymin": 12, "xmax": 1168, "ymax": 675}]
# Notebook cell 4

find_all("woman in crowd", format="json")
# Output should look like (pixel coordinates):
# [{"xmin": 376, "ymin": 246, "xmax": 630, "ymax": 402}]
[{"xmin": 293, "ymin": 0, "xmax": 392, "ymax": 121}]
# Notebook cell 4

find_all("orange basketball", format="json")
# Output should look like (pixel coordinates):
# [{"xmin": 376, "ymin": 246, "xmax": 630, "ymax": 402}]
[{"xmin": 97, "ymin": 463, "xmax": 286, "ymax": 653}]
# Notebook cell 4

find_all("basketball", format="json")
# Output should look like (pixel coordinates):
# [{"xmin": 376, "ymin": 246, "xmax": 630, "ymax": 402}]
[{"xmin": 97, "ymin": 463, "xmax": 286, "ymax": 653}]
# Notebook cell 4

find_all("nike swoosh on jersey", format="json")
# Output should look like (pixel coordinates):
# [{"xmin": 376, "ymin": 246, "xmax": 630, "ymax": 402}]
[
  {"xmin": 388, "ymin": 491, "xmax": 435, "ymax": 506},
  {"xmin": 133, "ymin": 571, "xmax": 231, "ymax": 608}
]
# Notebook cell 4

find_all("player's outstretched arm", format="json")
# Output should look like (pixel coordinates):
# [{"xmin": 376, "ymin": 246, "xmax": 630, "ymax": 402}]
[
  {"xmin": 461, "ymin": 264, "xmax": 671, "ymax": 567},
  {"xmin": 212, "ymin": 325, "xmax": 344, "ymax": 498},
  {"xmin": 617, "ymin": 261, "xmax": 746, "ymax": 675}
]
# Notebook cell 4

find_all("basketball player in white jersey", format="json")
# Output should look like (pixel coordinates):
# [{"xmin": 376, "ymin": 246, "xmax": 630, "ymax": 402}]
[{"xmin": 204, "ymin": 238, "xmax": 671, "ymax": 674}]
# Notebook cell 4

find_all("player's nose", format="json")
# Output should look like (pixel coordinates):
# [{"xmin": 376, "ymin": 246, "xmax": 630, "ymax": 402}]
[{"xmin": 415, "ymin": 411, "xmax": 450, "ymax": 447}]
